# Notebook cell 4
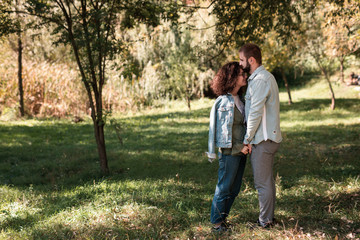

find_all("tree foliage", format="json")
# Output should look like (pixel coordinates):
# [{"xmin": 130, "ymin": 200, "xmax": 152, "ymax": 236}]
[
  {"xmin": 2, "ymin": 0, "xmax": 181, "ymax": 174},
  {"xmin": 0, "ymin": 1, "xmax": 359, "ymax": 145},
  {"xmin": 323, "ymin": 0, "xmax": 360, "ymax": 82},
  {"xmin": 115, "ymin": 8, "xmax": 217, "ymax": 108},
  {"xmin": 0, "ymin": 1, "xmax": 16, "ymax": 37},
  {"xmin": 297, "ymin": 1, "xmax": 338, "ymax": 109},
  {"xmin": 195, "ymin": 0, "xmax": 301, "ymax": 60},
  {"xmin": 262, "ymin": 31, "xmax": 295, "ymax": 104}
]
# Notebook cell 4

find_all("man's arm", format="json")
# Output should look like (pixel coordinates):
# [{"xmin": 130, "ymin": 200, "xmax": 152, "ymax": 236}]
[{"xmin": 243, "ymin": 79, "xmax": 270, "ymax": 144}]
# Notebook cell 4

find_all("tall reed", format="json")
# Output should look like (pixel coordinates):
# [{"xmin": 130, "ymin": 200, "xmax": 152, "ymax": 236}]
[{"xmin": 0, "ymin": 45, "xmax": 151, "ymax": 118}]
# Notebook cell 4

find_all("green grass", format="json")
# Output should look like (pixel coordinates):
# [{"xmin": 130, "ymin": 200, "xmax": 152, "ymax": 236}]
[{"xmin": 0, "ymin": 79, "xmax": 360, "ymax": 239}]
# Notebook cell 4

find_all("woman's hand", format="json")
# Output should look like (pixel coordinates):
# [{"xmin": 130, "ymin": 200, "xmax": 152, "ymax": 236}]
[{"xmin": 241, "ymin": 145, "xmax": 249, "ymax": 155}]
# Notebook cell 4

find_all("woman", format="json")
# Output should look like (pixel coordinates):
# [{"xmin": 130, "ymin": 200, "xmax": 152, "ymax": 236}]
[{"xmin": 206, "ymin": 62, "xmax": 248, "ymax": 232}]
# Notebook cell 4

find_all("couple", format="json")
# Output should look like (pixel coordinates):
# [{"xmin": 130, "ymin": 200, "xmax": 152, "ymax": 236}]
[{"xmin": 206, "ymin": 43, "xmax": 282, "ymax": 232}]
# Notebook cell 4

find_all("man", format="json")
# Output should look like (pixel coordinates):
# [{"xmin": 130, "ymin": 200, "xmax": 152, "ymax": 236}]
[{"xmin": 239, "ymin": 43, "xmax": 282, "ymax": 228}]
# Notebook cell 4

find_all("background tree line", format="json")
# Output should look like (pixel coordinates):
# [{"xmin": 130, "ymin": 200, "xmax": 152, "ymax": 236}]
[
  {"xmin": 0, "ymin": 0, "xmax": 359, "ymax": 173},
  {"xmin": 1, "ymin": 0, "xmax": 359, "ymax": 117}
]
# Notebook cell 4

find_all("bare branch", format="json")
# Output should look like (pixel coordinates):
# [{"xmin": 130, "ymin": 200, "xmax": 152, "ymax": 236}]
[
  {"xmin": 206, "ymin": 24, "xmax": 237, "ymax": 63},
  {"xmin": 89, "ymin": 0, "xmax": 96, "ymax": 9},
  {"xmin": 4, "ymin": 9, "xmax": 68, "ymax": 30},
  {"xmin": 204, "ymin": 0, "xmax": 253, "ymax": 62},
  {"xmin": 188, "ymin": 23, "xmax": 217, "ymax": 31}
]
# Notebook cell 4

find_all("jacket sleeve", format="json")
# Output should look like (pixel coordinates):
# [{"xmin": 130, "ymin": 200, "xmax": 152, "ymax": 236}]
[
  {"xmin": 206, "ymin": 101, "xmax": 217, "ymax": 162},
  {"xmin": 244, "ymin": 79, "xmax": 270, "ymax": 144}
]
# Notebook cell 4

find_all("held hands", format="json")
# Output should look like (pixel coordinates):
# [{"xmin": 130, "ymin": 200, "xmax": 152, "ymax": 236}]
[
  {"xmin": 241, "ymin": 144, "xmax": 252, "ymax": 155},
  {"xmin": 240, "ymin": 145, "xmax": 249, "ymax": 155}
]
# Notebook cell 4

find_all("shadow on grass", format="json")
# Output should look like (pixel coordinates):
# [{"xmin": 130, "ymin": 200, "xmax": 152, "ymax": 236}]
[
  {"xmin": 31, "ymin": 223, "xmax": 129, "ymax": 239},
  {"xmin": 0, "ymin": 122, "xmax": 102, "ymax": 186},
  {"xmin": 1, "ymin": 99, "xmax": 358, "ymax": 186},
  {"xmin": 0, "ymin": 214, "xmax": 38, "ymax": 231},
  {"xmin": 274, "ymin": 124, "xmax": 360, "ymax": 198},
  {"xmin": 280, "ymin": 98, "xmax": 360, "ymax": 112},
  {"xmin": 277, "ymin": 190, "xmax": 360, "ymax": 237},
  {"xmin": 0, "ymin": 107, "xmax": 212, "ymax": 185}
]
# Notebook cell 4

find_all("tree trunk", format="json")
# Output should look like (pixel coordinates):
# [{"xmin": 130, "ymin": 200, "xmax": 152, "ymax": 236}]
[
  {"xmin": 16, "ymin": 1, "xmax": 24, "ymax": 117},
  {"xmin": 312, "ymin": 54, "xmax": 336, "ymax": 110},
  {"xmin": 186, "ymin": 91, "xmax": 191, "ymax": 110},
  {"xmin": 200, "ymin": 76, "xmax": 204, "ymax": 98},
  {"xmin": 93, "ymin": 119, "xmax": 109, "ymax": 174},
  {"xmin": 339, "ymin": 56, "xmax": 344, "ymax": 83},
  {"xmin": 185, "ymin": 84, "xmax": 191, "ymax": 110},
  {"xmin": 17, "ymin": 34, "xmax": 24, "ymax": 116},
  {"xmin": 68, "ymin": 41, "xmax": 109, "ymax": 174},
  {"xmin": 281, "ymin": 67, "xmax": 293, "ymax": 105},
  {"xmin": 321, "ymin": 68, "xmax": 336, "ymax": 110},
  {"xmin": 326, "ymin": 76, "xmax": 336, "ymax": 110},
  {"xmin": 61, "ymin": 3, "xmax": 110, "ymax": 174}
]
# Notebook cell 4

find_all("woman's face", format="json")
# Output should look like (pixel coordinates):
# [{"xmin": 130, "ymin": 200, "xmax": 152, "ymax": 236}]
[
  {"xmin": 236, "ymin": 71, "xmax": 248, "ymax": 88},
  {"xmin": 230, "ymin": 71, "xmax": 247, "ymax": 95}
]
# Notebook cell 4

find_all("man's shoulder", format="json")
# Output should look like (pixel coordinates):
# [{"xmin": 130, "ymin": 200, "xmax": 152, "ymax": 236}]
[{"xmin": 253, "ymin": 68, "xmax": 273, "ymax": 81}]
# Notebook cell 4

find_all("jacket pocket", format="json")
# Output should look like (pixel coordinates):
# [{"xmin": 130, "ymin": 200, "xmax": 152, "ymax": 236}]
[
  {"xmin": 217, "ymin": 106, "xmax": 231, "ymax": 123},
  {"xmin": 218, "ymin": 106, "xmax": 230, "ymax": 112}
]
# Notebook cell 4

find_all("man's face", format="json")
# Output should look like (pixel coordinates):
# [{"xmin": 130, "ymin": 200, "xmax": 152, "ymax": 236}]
[{"xmin": 239, "ymin": 51, "xmax": 251, "ymax": 74}]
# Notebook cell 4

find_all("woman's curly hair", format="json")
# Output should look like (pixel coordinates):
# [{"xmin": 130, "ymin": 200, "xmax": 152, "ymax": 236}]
[{"xmin": 210, "ymin": 62, "xmax": 246, "ymax": 96}]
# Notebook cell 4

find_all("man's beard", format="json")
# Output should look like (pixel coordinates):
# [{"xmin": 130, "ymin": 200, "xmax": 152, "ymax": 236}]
[{"xmin": 242, "ymin": 60, "xmax": 251, "ymax": 73}]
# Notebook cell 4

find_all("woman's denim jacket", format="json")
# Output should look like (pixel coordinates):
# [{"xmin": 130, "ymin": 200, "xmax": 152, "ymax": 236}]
[{"xmin": 206, "ymin": 94, "xmax": 237, "ymax": 162}]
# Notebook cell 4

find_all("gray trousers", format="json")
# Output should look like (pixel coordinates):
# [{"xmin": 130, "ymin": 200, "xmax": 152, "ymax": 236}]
[{"xmin": 251, "ymin": 140, "xmax": 280, "ymax": 226}]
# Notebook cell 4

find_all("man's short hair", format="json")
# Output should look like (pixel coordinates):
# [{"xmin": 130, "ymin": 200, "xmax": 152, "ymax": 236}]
[{"xmin": 239, "ymin": 43, "xmax": 262, "ymax": 65}]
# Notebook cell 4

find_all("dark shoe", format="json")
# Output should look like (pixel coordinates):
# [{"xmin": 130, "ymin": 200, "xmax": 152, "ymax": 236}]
[
  {"xmin": 246, "ymin": 221, "xmax": 258, "ymax": 230},
  {"xmin": 222, "ymin": 221, "xmax": 233, "ymax": 229},
  {"xmin": 212, "ymin": 222, "xmax": 231, "ymax": 233},
  {"xmin": 257, "ymin": 218, "xmax": 276, "ymax": 228},
  {"xmin": 248, "ymin": 218, "xmax": 275, "ymax": 230}
]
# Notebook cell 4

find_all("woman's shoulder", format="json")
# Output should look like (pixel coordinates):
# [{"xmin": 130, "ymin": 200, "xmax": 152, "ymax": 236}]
[
  {"xmin": 215, "ymin": 94, "xmax": 232, "ymax": 102},
  {"xmin": 213, "ymin": 94, "xmax": 233, "ymax": 107}
]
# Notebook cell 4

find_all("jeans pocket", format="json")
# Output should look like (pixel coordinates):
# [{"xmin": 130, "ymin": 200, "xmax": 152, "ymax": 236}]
[
  {"xmin": 218, "ymin": 156, "xmax": 226, "ymax": 180},
  {"xmin": 218, "ymin": 151, "xmax": 223, "ymax": 160}
]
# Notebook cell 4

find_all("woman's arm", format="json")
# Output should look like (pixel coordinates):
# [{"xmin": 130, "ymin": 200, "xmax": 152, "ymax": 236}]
[{"xmin": 206, "ymin": 101, "xmax": 218, "ymax": 162}]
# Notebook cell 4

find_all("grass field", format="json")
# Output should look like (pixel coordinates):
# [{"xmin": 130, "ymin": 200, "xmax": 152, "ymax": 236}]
[{"xmin": 0, "ymin": 79, "xmax": 359, "ymax": 239}]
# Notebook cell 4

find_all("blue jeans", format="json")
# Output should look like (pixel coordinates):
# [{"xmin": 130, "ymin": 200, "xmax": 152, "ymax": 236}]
[{"xmin": 210, "ymin": 153, "xmax": 247, "ymax": 224}]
